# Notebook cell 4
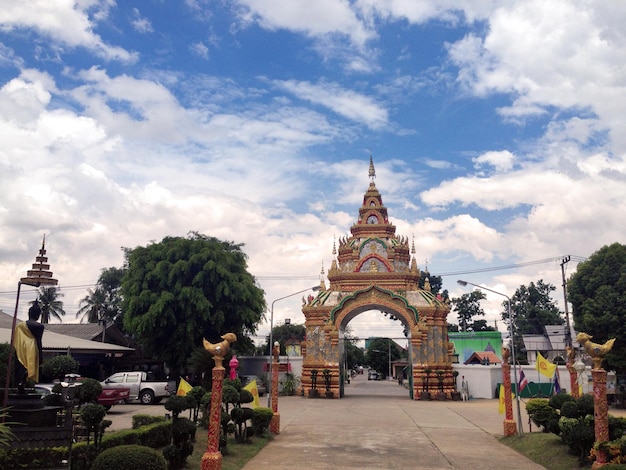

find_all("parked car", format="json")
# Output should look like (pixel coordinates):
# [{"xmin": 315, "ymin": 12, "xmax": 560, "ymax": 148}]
[
  {"xmin": 240, "ymin": 375, "xmax": 266, "ymax": 396},
  {"xmin": 34, "ymin": 382, "xmax": 130, "ymax": 411},
  {"xmin": 368, "ymin": 370, "xmax": 380, "ymax": 381},
  {"xmin": 102, "ymin": 371, "xmax": 170, "ymax": 405}
]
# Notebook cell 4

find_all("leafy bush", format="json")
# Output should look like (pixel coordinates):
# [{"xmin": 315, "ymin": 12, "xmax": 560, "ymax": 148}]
[
  {"xmin": 559, "ymin": 415, "xmax": 595, "ymax": 461},
  {"xmin": 0, "ymin": 446, "xmax": 69, "ymax": 469},
  {"xmin": 91, "ymin": 444, "xmax": 167, "ymax": 470},
  {"xmin": 172, "ymin": 418, "xmax": 196, "ymax": 445},
  {"xmin": 577, "ymin": 393, "xmax": 595, "ymax": 416},
  {"xmin": 251, "ymin": 407, "xmax": 274, "ymax": 436},
  {"xmin": 79, "ymin": 378, "xmax": 103, "ymax": 404},
  {"xmin": 526, "ymin": 398, "xmax": 559, "ymax": 433},
  {"xmin": 239, "ymin": 389, "xmax": 254, "ymax": 404},
  {"xmin": 560, "ymin": 401, "xmax": 579, "ymax": 418},
  {"xmin": 549, "ymin": 392, "xmax": 574, "ymax": 410},
  {"xmin": 41, "ymin": 355, "xmax": 79, "ymax": 381},
  {"xmin": 164, "ymin": 395, "xmax": 190, "ymax": 419}
]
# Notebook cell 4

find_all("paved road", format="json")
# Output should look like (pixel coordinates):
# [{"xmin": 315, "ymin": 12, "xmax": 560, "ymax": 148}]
[{"xmin": 242, "ymin": 374, "xmax": 545, "ymax": 470}]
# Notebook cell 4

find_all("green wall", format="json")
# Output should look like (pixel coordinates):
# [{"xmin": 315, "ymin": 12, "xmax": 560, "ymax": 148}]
[{"xmin": 449, "ymin": 331, "xmax": 503, "ymax": 363}]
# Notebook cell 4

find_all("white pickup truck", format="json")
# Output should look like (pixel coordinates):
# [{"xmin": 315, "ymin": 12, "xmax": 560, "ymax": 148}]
[{"xmin": 102, "ymin": 371, "xmax": 170, "ymax": 405}]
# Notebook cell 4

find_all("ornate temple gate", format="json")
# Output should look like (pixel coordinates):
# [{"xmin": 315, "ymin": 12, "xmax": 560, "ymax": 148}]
[{"xmin": 301, "ymin": 158, "xmax": 455, "ymax": 399}]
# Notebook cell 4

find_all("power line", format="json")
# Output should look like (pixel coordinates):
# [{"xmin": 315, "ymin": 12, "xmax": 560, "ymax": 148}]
[{"xmin": 0, "ymin": 255, "xmax": 587, "ymax": 297}]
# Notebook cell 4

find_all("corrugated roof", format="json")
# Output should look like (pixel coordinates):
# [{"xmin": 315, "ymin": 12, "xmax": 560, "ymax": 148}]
[{"xmin": 0, "ymin": 311, "xmax": 133, "ymax": 354}]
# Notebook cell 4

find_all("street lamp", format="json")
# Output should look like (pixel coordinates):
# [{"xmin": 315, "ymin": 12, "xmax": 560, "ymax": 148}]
[
  {"xmin": 3, "ymin": 238, "xmax": 58, "ymax": 409},
  {"xmin": 267, "ymin": 285, "xmax": 320, "ymax": 406},
  {"xmin": 457, "ymin": 279, "xmax": 523, "ymax": 435}
]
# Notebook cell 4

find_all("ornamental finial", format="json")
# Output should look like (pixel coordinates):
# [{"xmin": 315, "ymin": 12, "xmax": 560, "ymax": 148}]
[{"xmin": 368, "ymin": 155, "xmax": 376, "ymax": 182}]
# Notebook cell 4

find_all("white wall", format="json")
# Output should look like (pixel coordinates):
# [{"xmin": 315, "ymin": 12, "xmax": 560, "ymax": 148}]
[{"xmin": 453, "ymin": 364, "xmax": 595, "ymax": 399}]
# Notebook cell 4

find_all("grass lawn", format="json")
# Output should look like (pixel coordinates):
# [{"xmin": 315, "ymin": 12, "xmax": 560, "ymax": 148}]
[
  {"xmin": 185, "ymin": 427, "xmax": 271, "ymax": 470},
  {"xmin": 501, "ymin": 432, "xmax": 584, "ymax": 470}
]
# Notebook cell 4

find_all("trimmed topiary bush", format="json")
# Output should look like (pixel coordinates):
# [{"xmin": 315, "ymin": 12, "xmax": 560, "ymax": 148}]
[
  {"xmin": 577, "ymin": 393, "xmax": 595, "ymax": 416},
  {"xmin": 79, "ymin": 378, "xmax": 103, "ymax": 404},
  {"xmin": 560, "ymin": 400, "xmax": 579, "ymax": 418},
  {"xmin": 91, "ymin": 444, "xmax": 167, "ymax": 470},
  {"xmin": 251, "ymin": 407, "xmax": 274, "ymax": 436},
  {"xmin": 164, "ymin": 395, "xmax": 190, "ymax": 419},
  {"xmin": 549, "ymin": 392, "xmax": 574, "ymax": 410},
  {"xmin": 526, "ymin": 398, "xmax": 559, "ymax": 433}
]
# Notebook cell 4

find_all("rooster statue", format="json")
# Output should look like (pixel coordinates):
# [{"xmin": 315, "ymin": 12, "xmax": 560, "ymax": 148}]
[
  {"xmin": 576, "ymin": 332, "xmax": 615, "ymax": 370},
  {"xmin": 203, "ymin": 333, "xmax": 237, "ymax": 361}
]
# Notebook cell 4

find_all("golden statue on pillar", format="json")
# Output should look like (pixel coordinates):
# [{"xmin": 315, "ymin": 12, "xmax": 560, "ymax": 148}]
[
  {"xmin": 201, "ymin": 332, "xmax": 237, "ymax": 470},
  {"xmin": 576, "ymin": 332, "xmax": 615, "ymax": 370}
]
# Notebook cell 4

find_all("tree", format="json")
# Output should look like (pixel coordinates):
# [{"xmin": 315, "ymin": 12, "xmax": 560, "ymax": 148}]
[
  {"xmin": 263, "ymin": 322, "xmax": 306, "ymax": 355},
  {"xmin": 568, "ymin": 243, "xmax": 626, "ymax": 374},
  {"xmin": 122, "ymin": 233, "xmax": 266, "ymax": 375},
  {"xmin": 33, "ymin": 286, "xmax": 66, "ymax": 323},
  {"xmin": 451, "ymin": 290, "xmax": 494, "ymax": 332},
  {"xmin": 76, "ymin": 267, "xmax": 125, "ymax": 325},
  {"xmin": 365, "ymin": 338, "xmax": 403, "ymax": 378},
  {"xmin": 504, "ymin": 280, "xmax": 563, "ymax": 335},
  {"xmin": 345, "ymin": 337, "xmax": 365, "ymax": 371}
]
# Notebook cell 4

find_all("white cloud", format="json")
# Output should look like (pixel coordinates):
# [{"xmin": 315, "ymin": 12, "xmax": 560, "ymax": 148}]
[
  {"xmin": 473, "ymin": 150, "xmax": 515, "ymax": 172},
  {"xmin": 131, "ymin": 8, "xmax": 153, "ymax": 33},
  {"xmin": 235, "ymin": 0, "xmax": 375, "ymax": 46},
  {"xmin": 273, "ymin": 79, "xmax": 388, "ymax": 130},
  {"xmin": 445, "ymin": 1, "xmax": 626, "ymax": 152},
  {"xmin": 0, "ymin": 0, "xmax": 136, "ymax": 62}
]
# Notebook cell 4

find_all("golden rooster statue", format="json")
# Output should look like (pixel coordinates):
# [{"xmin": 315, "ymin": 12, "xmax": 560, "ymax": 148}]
[
  {"xmin": 576, "ymin": 332, "xmax": 615, "ymax": 370},
  {"xmin": 203, "ymin": 333, "xmax": 237, "ymax": 367}
]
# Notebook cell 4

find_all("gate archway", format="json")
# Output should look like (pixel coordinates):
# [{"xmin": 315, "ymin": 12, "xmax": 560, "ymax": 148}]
[{"xmin": 301, "ymin": 158, "xmax": 455, "ymax": 399}]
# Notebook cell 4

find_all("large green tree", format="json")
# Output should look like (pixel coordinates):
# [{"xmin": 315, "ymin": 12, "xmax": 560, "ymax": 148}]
[
  {"xmin": 76, "ymin": 267, "xmax": 125, "ymax": 325},
  {"xmin": 504, "ymin": 280, "xmax": 563, "ymax": 335},
  {"xmin": 568, "ymin": 243, "xmax": 626, "ymax": 374},
  {"xmin": 121, "ymin": 233, "xmax": 266, "ymax": 375},
  {"xmin": 451, "ymin": 290, "xmax": 495, "ymax": 332}
]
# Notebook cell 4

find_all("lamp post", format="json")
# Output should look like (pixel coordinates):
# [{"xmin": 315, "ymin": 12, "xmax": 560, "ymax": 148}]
[
  {"xmin": 457, "ymin": 280, "xmax": 523, "ymax": 435},
  {"xmin": 3, "ymin": 238, "xmax": 57, "ymax": 409},
  {"xmin": 267, "ymin": 285, "xmax": 320, "ymax": 407}
]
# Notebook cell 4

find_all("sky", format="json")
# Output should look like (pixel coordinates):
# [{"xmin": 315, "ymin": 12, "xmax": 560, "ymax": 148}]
[{"xmin": 0, "ymin": 1, "xmax": 625, "ymax": 346}]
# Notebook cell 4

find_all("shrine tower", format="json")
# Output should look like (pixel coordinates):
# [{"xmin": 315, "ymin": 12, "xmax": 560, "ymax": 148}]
[{"xmin": 301, "ymin": 158, "xmax": 455, "ymax": 399}]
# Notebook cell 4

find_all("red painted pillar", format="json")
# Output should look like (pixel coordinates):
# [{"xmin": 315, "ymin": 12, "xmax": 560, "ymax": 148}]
[
  {"xmin": 270, "ymin": 342, "xmax": 281, "ymax": 434},
  {"xmin": 202, "ymin": 356, "xmax": 225, "ymax": 470},
  {"xmin": 502, "ymin": 360, "xmax": 516, "ymax": 436},
  {"xmin": 592, "ymin": 368, "xmax": 609, "ymax": 468}
]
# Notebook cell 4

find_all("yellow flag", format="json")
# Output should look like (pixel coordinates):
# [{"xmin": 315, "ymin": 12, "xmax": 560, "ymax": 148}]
[
  {"xmin": 535, "ymin": 352, "xmax": 557, "ymax": 379},
  {"xmin": 243, "ymin": 379, "xmax": 260, "ymax": 408},
  {"xmin": 498, "ymin": 384, "xmax": 505, "ymax": 414},
  {"xmin": 176, "ymin": 377, "xmax": 193, "ymax": 396}
]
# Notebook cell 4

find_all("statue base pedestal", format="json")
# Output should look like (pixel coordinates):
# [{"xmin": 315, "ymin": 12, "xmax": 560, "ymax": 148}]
[
  {"xmin": 201, "ymin": 450, "xmax": 223, "ymax": 470},
  {"xmin": 503, "ymin": 419, "xmax": 517, "ymax": 437},
  {"xmin": 270, "ymin": 411, "xmax": 280, "ymax": 434}
]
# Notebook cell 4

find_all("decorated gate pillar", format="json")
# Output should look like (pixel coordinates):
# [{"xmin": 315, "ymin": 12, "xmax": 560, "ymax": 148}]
[{"xmin": 301, "ymin": 158, "xmax": 455, "ymax": 399}]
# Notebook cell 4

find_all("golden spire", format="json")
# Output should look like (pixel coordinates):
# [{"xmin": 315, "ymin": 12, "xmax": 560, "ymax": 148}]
[
  {"xmin": 319, "ymin": 261, "xmax": 326, "ymax": 291},
  {"xmin": 368, "ymin": 155, "xmax": 376, "ymax": 183}
]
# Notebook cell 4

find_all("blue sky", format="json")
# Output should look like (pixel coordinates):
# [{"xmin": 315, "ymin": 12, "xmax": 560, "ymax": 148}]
[{"xmin": 1, "ymin": 1, "xmax": 624, "ymax": 343}]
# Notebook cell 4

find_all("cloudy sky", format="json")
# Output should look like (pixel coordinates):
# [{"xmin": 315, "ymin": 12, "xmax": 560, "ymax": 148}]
[{"xmin": 0, "ymin": 1, "xmax": 624, "ymax": 344}]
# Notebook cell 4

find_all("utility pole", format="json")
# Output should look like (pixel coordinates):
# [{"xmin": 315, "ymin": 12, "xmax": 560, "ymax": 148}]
[{"xmin": 560, "ymin": 256, "xmax": 572, "ymax": 348}]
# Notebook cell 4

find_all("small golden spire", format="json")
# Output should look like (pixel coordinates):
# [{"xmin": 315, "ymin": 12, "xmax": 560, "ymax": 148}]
[{"xmin": 368, "ymin": 155, "xmax": 376, "ymax": 183}]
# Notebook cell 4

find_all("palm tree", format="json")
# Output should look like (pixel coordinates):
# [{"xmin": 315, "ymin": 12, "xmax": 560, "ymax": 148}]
[
  {"xmin": 76, "ymin": 288, "xmax": 108, "ymax": 323},
  {"xmin": 34, "ymin": 286, "xmax": 66, "ymax": 323},
  {"xmin": 76, "ymin": 267, "xmax": 124, "ymax": 324}
]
